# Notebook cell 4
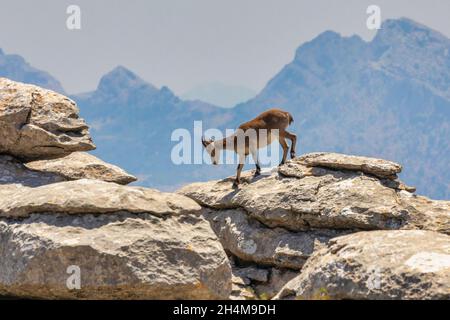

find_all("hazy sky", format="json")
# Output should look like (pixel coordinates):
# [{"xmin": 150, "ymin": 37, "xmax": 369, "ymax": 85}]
[{"xmin": 1, "ymin": 0, "xmax": 449, "ymax": 95}]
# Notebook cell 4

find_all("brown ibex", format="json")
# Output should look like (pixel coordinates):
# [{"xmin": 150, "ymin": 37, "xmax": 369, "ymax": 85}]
[{"xmin": 202, "ymin": 108, "xmax": 297, "ymax": 187}]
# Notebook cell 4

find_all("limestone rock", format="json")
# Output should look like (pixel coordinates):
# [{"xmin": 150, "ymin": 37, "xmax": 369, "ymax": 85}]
[
  {"xmin": 275, "ymin": 230, "xmax": 450, "ymax": 300},
  {"xmin": 204, "ymin": 209, "xmax": 343, "ymax": 269},
  {"xmin": 254, "ymin": 268, "xmax": 298, "ymax": 300},
  {"xmin": 179, "ymin": 158, "xmax": 449, "ymax": 233},
  {"xmin": 297, "ymin": 152, "xmax": 402, "ymax": 178},
  {"xmin": 25, "ymin": 152, "xmax": 137, "ymax": 185},
  {"xmin": 399, "ymin": 191, "xmax": 450, "ymax": 235},
  {"xmin": 0, "ymin": 179, "xmax": 202, "ymax": 218},
  {"xmin": 233, "ymin": 266, "xmax": 269, "ymax": 283},
  {"xmin": 0, "ymin": 212, "xmax": 231, "ymax": 299},
  {"xmin": 0, "ymin": 155, "xmax": 64, "ymax": 187},
  {"xmin": 0, "ymin": 78, "xmax": 95, "ymax": 160}
]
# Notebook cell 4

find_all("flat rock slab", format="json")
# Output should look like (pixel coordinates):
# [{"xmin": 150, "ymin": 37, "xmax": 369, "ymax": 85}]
[
  {"xmin": 275, "ymin": 230, "xmax": 450, "ymax": 300},
  {"xmin": 0, "ymin": 78, "xmax": 95, "ymax": 160},
  {"xmin": 0, "ymin": 179, "xmax": 201, "ymax": 218},
  {"xmin": 0, "ymin": 155, "xmax": 65, "ymax": 187},
  {"xmin": 179, "ymin": 163, "xmax": 449, "ymax": 233},
  {"xmin": 297, "ymin": 152, "xmax": 402, "ymax": 178},
  {"xmin": 0, "ymin": 213, "xmax": 231, "ymax": 299},
  {"xmin": 25, "ymin": 152, "xmax": 137, "ymax": 185}
]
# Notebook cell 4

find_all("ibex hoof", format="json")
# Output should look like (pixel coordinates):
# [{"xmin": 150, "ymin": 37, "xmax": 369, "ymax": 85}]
[
  {"xmin": 278, "ymin": 162, "xmax": 285, "ymax": 167},
  {"xmin": 290, "ymin": 153, "xmax": 296, "ymax": 159},
  {"xmin": 254, "ymin": 171, "xmax": 261, "ymax": 177},
  {"xmin": 232, "ymin": 181, "xmax": 240, "ymax": 188}
]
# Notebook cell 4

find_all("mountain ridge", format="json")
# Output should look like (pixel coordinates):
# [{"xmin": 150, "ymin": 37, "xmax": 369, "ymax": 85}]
[{"xmin": 1, "ymin": 17, "xmax": 449, "ymax": 199}]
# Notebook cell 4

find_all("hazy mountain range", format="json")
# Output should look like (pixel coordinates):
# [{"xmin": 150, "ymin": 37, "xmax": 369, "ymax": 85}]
[
  {"xmin": 1, "ymin": 17, "xmax": 449, "ymax": 199},
  {"xmin": 181, "ymin": 82, "xmax": 256, "ymax": 108}
]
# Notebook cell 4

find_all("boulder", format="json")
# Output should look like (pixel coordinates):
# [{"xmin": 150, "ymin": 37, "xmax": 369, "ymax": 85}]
[
  {"xmin": 275, "ymin": 230, "xmax": 450, "ymax": 300},
  {"xmin": 0, "ymin": 179, "xmax": 202, "ymax": 218},
  {"xmin": 179, "ymin": 156, "xmax": 449, "ymax": 234},
  {"xmin": 0, "ymin": 212, "xmax": 231, "ymax": 299},
  {"xmin": 204, "ymin": 209, "xmax": 344, "ymax": 269},
  {"xmin": 0, "ymin": 78, "xmax": 95, "ymax": 160},
  {"xmin": 25, "ymin": 152, "xmax": 137, "ymax": 185},
  {"xmin": 296, "ymin": 152, "xmax": 402, "ymax": 179}
]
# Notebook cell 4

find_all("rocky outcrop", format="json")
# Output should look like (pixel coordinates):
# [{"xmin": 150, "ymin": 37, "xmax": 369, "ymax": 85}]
[
  {"xmin": 1, "ymin": 79, "xmax": 449, "ymax": 300},
  {"xmin": 179, "ymin": 153, "xmax": 450, "ymax": 299},
  {"xmin": 0, "ymin": 212, "xmax": 231, "ymax": 299},
  {"xmin": 0, "ymin": 78, "xmax": 232, "ymax": 300},
  {"xmin": 203, "ymin": 209, "xmax": 345, "ymax": 270},
  {"xmin": 0, "ymin": 179, "xmax": 201, "ymax": 218},
  {"xmin": 297, "ymin": 152, "xmax": 402, "ymax": 179},
  {"xmin": 179, "ymin": 156, "xmax": 448, "ymax": 234},
  {"xmin": 25, "ymin": 152, "xmax": 137, "ymax": 185},
  {"xmin": 0, "ymin": 78, "xmax": 95, "ymax": 160},
  {"xmin": 275, "ymin": 230, "xmax": 450, "ymax": 300},
  {"xmin": 0, "ymin": 153, "xmax": 136, "ymax": 187}
]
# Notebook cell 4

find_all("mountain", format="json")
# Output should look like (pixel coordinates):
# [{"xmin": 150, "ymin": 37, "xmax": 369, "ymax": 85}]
[
  {"xmin": 74, "ymin": 66, "xmax": 232, "ymax": 190},
  {"xmin": 0, "ymin": 48, "xmax": 65, "ymax": 93},
  {"xmin": 2, "ymin": 18, "xmax": 449, "ymax": 199},
  {"xmin": 181, "ymin": 82, "xmax": 256, "ymax": 108},
  {"xmin": 228, "ymin": 18, "xmax": 450, "ymax": 199}
]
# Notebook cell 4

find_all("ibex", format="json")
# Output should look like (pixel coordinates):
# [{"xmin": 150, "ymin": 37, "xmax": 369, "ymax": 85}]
[{"xmin": 202, "ymin": 108, "xmax": 297, "ymax": 187}]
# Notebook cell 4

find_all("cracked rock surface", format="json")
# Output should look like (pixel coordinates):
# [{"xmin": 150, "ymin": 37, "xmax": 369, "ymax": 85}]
[
  {"xmin": 0, "ymin": 212, "xmax": 231, "ymax": 299},
  {"xmin": 179, "ymin": 156, "xmax": 449, "ymax": 234},
  {"xmin": 0, "ymin": 78, "xmax": 95, "ymax": 160},
  {"xmin": 275, "ymin": 230, "xmax": 450, "ymax": 300}
]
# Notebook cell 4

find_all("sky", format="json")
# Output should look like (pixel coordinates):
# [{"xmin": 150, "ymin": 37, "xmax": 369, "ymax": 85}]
[{"xmin": 1, "ymin": 0, "xmax": 449, "ymax": 96}]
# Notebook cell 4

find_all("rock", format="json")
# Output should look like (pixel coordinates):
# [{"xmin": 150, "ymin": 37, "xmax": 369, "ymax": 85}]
[
  {"xmin": 25, "ymin": 152, "xmax": 137, "ymax": 185},
  {"xmin": 0, "ymin": 179, "xmax": 202, "ymax": 218},
  {"xmin": 204, "ymin": 209, "xmax": 343, "ymax": 269},
  {"xmin": 0, "ymin": 155, "xmax": 65, "ymax": 187},
  {"xmin": 275, "ymin": 230, "xmax": 450, "ymax": 300},
  {"xmin": 233, "ymin": 266, "xmax": 269, "ymax": 283},
  {"xmin": 297, "ymin": 152, "xmax": 402, "ymax": 179},
  {"xmin": 179, "ymin": 157, "xmax": 449, "ymax": 233},
  {"xmin": 399, "ymin": 191, "xmax": 450, "ymax": 235},
  {"xmin": 0, "ymin": 78, "xmax": 95, "ymax": 160},
  {"xmin": 230, "ymin": 283, "xmax": 258, "ymax": 300},
  {"xmin": 0, "ymin": 212, "xmax": 231, "ymax": 299},
  {"xmin": 254, "ymin": 268, "xmax": 298, "ymax": 300}
]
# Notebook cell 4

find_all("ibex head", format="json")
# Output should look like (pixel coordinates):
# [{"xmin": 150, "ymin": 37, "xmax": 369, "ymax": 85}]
[{"xmin": 202, "ymin": 136, "xmax": 219, "ymax": 165}]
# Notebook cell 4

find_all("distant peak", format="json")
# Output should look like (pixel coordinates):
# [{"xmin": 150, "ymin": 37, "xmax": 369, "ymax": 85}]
[
  {"xmin": 381, "ymin": 17, "xmax": 427, "ymax": 31},
  {"xmin": 316, "ymin": 30, "xmax": 341, "ymax": 40},
  {"xmin": 104, "ymin": 65, "xmax": 140, "ymax": 82},
  {"xmin": 375, "ymin": 17, "xmax": 449, "ymax": 43},
  {"xmin": 0, "ymin": 48, "xmax": 4, "ymax": 55},
  {"xmin": 97, "ymin": 65, "xmax": 157, "ymax": 93}
]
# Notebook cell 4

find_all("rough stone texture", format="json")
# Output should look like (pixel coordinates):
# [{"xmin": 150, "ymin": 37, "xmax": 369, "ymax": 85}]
[
  {"xmin": 398, "ymin": 191, "xmax": 450, "ymax": 235},
  {"xmin": 0, "ymin": 179, "xmax": 202, "ymax": 218},
  {"xmin": 204, "ymin": 209, "xmax": 344, "ymax": 269},
  {"xmin": 25, "ymin": 152, "xmax": 137, "ymax": 185},
  {"xmin": 0, "ymin": 213, "xmax": 231, "ymax": 299},
  {"xmin": 179, "ymin": 158, "xmax": 449, "ymax": 234},
  {"xmin": 233, "ymin": 266, "xmax": 269, "ymax": 283},
  {"xmin": 297, "ymin": 152, "xmax": 402, "ymax": 179},
  {"xmin": 0, "ymin": 78, "xmax": 95, "ymax": 160},
  {"xmin": 275, "ymin": 230, "xmax": 450, "ymax": 300},
  {"xmin": 254, "ymin": 268, "xmax": 298, "ymax": 299},
  {"xmin": 0, "ymin": 155, "xmax": 65, "ymax": 187}
]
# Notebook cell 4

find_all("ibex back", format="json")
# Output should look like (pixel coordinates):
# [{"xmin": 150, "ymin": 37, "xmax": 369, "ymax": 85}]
[{"xmin": 202, "ymin": 108, "xmax": 297, "ymax": 188}]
